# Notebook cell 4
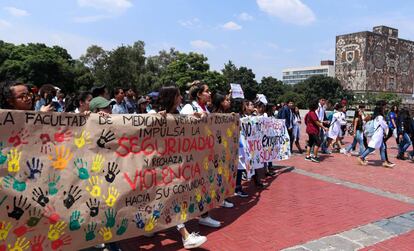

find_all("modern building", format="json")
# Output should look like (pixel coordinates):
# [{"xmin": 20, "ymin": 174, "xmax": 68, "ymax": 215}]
[
  {"xmin": 335, "ymin": 25, "xmax": 414, "ymax": 102},
  {"xmin": 282, "ymin": 60, "xmax": 335, "ymax": 85}
]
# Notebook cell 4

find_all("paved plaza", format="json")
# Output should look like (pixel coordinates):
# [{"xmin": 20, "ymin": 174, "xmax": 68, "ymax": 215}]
[{"xmin": 116, "ymin": 134, "xmax": 414, "ymax": 251}]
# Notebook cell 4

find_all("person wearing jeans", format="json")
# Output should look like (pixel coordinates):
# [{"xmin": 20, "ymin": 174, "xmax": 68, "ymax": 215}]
[
  {"xmin": 360, "ymin": 143, "xmax": 386, "ymax": 162},
  {"xmin": 358, "ymin": 101, "xmax": 394, "ymax": 168},
  {"xmin": 345, "ymin": 109, "xmax": 365, "ymax": 156},
  {"xmin": 396, "ymin": 109, "xmax": 413, "ymax": 160}
]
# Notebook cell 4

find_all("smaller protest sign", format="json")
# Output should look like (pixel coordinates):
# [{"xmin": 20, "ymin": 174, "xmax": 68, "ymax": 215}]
[{"xmin": 230, "ymin": 83, "xmax": 244, "ymax": 99}]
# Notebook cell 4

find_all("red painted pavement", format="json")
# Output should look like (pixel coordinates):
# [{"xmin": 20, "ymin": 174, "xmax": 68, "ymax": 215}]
[
  {"xmin": 119, "ymin": 172, "xmax": 414, "ymax": 250},
  {"xmin": 362, "ymin": 230, "xmax": 414, "ymax": 251},
  {"xmin": 282, "ymin": 125, "xmax": 414, "ymax": 199}
]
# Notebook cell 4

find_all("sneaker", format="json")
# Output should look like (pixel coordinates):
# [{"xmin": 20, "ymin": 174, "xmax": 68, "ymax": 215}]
[
  {"xmin": 234, "ymin": 190, "xmax": 248, "ymax": 198},
  {"xmin": 357, "ymin": 157, "xmax": 367, "ymax": 166},
  {"xmin": 396, "ymin": 154, "xmax": 406, "ymax": 160},
  {"xmin": 305, "ymin": 156, "xmax": 312, "ymax": 161},
  {"xmin": 94, "ymin": 244, "xmax": 105, "ymax": 248},
  {"xmin": 199, "ymin": 216, "xmax": 221, "ymax": 228},
  {"xmin": 340, "ymin": 148, "xmax": 347, "ymax": 154},
  {"xmin": 182, "ymin": 232, "xmax": 207, "ymax": 249},
  {"xmin": 311, "ymin": 156, "xmax": 320, "ymax": 163},
  {"xmin": 221, "ymin": 200, "xmax": 234, "ymax": 208},
  {"xmin": 382, "ymin": 162, "xmax": 394, "ymax": 168}
]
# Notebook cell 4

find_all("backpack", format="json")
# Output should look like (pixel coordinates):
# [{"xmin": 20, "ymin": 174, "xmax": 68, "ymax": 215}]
[{"xmin": 364, "ymin": 120, "xmax": 379, "ymax": 137}]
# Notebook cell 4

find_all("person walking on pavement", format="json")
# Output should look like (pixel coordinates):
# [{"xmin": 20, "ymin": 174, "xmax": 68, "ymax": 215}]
[{"xmin": 358, "ymin": 101, "xmax": 395, "ymax": 168}]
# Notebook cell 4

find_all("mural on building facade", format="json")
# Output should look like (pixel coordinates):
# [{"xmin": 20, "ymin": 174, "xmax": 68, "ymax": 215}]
[{"xmin": 336, "ymin": 26, "xmax": 414, "ymax": 95}]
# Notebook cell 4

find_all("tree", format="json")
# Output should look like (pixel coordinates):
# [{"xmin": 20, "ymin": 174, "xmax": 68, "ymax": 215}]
[
  {"xmin": 222, "ymin": 61, "xmax": 258, "ymax": 100},
  {"xmin": 159, "ymin": 52, "xmax": 211, "ymax": 91},
  {"xmin": 257, "ymin": 76, "xmax": 290, "ymax": 105},
  {"xmin": 0, "ymin": 42, "xmax": 81, "ymax": 93},
  {"xmin": 293, "ymin": 75, "xmax": 353, "ymax": 108}
]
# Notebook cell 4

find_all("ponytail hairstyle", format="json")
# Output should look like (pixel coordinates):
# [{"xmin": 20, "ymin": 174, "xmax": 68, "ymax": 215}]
[{"xmin": 188, "ymin": 80, "xmax": 207, "ymax": 101}]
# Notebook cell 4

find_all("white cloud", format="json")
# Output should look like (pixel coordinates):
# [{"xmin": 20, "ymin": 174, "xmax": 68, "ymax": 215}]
[
  {"xmin": 238, "ymin": 12, "xmax": 253, "ymax": 21},
  {"xmin": 178, "ymin": 18, "xmax": 201, "ymax": 28},
  {"xmin": 77, "ymin": 0, "xmax": 133, "ymax": 13},
  {"xmin": 0, "ymin": 23, "xmax": 115, "ymax": 58},
  {"xmin": 256, "ymin": 0, "xmax": 316, "ymax": 26},
  {"xmin": 266, "ymin": 42, "xmax": 279, "ymax": 50},
  {"xmin": 73, "ymin": 15, "xmax": 109, "ymax": 23},
  {"xmin": 4, "ymin": 6, "xmax": 29, "ymax": 17},
  {"xmin": 0, "ymin": 20, "xmax": 11, "ymax": 29},
  {"xmin": 222, "ymin": 21, "xmax": 242, "ymax": 30},
  {"xmin": 190, "ymin": 40, "xmax": 214, "ymax": 50}
]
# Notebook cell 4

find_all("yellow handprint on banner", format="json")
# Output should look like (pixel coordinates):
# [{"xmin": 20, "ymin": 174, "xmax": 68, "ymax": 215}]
[
  {"xmin": 7, "ymin": 148, "xmax": 21, "ymax": 173},
  {"xmin": 99, "ymin": 227, "xmax": 113, "ymax": 241},
  {"xmin": 86, "ymin": 176, "xmax": 103, "ymax": 197},
  {"xmin": 103, "ymin": 186, "xmax": 120, "ymax": 207},
  {"xmin": 144, "ymin": 216, "xmax": 157, "ymax": 232},
  {"xmin": 8, "ymin": 237, "xmax": 30, "ymax": 251},
  {"xmin": 91, "ymin": 154, "xmax": 105, "ymax": 172},
  {"xmin": 74, "ymin": 130, "xmax": 91, "ymax": 149},
  {"xmin": 0, "ymin": 221, "xmax": 12, "ymax": 241},
  {"xmin": 48, "ymin": 221, "xmax": 67, "ymax": 241}
]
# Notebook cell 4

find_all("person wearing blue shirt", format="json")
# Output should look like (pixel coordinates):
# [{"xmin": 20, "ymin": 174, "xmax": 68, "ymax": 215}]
[{"xmin": 111, "ymin": 87, "xmax": 128, "ymax": 114}]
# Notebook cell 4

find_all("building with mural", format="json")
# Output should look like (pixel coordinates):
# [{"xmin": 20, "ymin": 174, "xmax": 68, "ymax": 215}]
[{"xmin": 335, "ymin": 26, "xmax": 414, "ymax": 102}]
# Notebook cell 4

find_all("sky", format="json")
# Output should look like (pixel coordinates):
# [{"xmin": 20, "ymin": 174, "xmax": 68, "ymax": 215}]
[{"xmin": 1, "ymin": 0, "xmax": 414, "ymax": 80}]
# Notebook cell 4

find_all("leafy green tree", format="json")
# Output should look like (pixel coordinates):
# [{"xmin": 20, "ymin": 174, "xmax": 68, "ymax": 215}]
[
  {"xmin": 0, "ymin": 41, "xmax": 82, "ymax": 93},
  {"xmin": 159, "ymin": 52, "xmax": 211, "ymax": 91},
  {"xmin": 293, "ymin": 75, "xmax": 353, "ymax": 108},
  {"xmin": 222, "ymin": 61, "xmax": 258, "ymax": 101},
  {"xmin": 257, "ymin": 76, "xmax": 290, "ymax": 104}
]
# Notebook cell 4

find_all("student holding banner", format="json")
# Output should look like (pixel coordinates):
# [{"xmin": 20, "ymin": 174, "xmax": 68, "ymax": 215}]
[
  {"xmin": 180, "ymin": 81, "xmax": 231, "ymax": 229},
  {"xmin": 0, "ymin": 81, "xmax": 52, "ymax": 112},
  {"xmin": 152, "ymin": 85, "xmax": 208, "ymax": 249}
]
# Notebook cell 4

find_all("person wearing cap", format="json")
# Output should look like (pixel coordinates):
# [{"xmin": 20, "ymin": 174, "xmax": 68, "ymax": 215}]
[
  {"xmin": 90, "ymin": 96, "xmax": 112, "ymax": 114},
  {"xmin": 137, "ymin": 97, "xmax": 149, "ymax": 114}
]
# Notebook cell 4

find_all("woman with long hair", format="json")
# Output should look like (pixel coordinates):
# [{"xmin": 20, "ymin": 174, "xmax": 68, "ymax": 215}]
[
  {"xmin": 358, "ymin": 101, "xmax": 395, "ymax": 168},
  {"xmin": 292, "ymin": 106, "xmax": 304, "ymax": 153},
  {"xmin": 155, "ymin": 86, "xmax": 207, "ymax": 249},
  {"xmin": 344, "ymin": 108, "xmax": 365, "ymax": 156},
  {"xmin": 180, "ymin": 81, "xmax": 224, "ymax": 228},
  {"xmin": 64, "ymin": 91, "xmax": 93, "ymax": 115}
]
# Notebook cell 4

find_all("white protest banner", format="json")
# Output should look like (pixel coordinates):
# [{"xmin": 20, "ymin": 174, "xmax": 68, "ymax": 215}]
[
  {"xmin": 240, "ymin": 116, "xmax": 290, "ymax": 177},
  {"xmin": 230, "ymin": 83, "xmax": 244, "ymax": 99}
]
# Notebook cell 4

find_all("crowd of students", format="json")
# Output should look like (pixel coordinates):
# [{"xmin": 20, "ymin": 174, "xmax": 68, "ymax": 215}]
[
  {"xmin": 303, "ymin": 98, "xmax": 414, "ymax": 168},
  {"xmin": 1, "ymin": 80, "xmax": 413, "ymax": 250}
]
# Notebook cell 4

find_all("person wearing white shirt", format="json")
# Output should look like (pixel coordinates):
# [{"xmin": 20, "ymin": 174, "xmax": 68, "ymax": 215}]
[
  {"xmin": 327, "ymin": 104, "xmax": 347, "ymax": 153},
  {"xmin": 358, "ymin": 102, "xmax": 395, "ymax": 168},
  {"xmin": 180, "ymin": 81, "xmax": 226, "ymax": 229}
]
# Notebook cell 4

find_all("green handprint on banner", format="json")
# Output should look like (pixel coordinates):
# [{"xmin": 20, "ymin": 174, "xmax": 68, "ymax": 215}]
[
  {"xmin": 104, "ymin": 208, "xmax": 117, "ymax": 228},
  {"xmin": 3, "ymin": 175, "xmax": 26, "ymax": 192},
  {"xmin": 116, "ymin": 218, "xmax": 128, "ymax": 236},
  {"xmin": 0, "ymin": 142, "xmax": 7, "ymax": 165},
  {"xmin": 69, "ymin": 210, "xmax": 84, "ymax": 231},
  {"xmin": 84, "ymin": 222, "xmax": 97, "ymax": 241},
  {"xmin": 74, "ymin": 158, "xmax": 89, "ymax": 180},
  {"xmin": 48, "ymin": 174, "xmax": 61, "ymax": 196}
]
